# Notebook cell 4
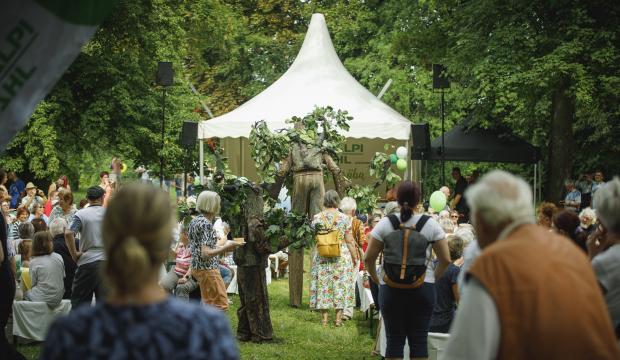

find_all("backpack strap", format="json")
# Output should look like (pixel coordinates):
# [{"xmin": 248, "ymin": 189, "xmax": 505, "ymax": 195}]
[
  {"xmin": 321, "ymin": 211, "xmax": 339, "ymax": 231},
  {"xmin": 400, "ymin": 227, "xmax": 410, "ymax": 280},
  {"xmin": 387, "ymin": 214, "xmax": 400, "ymax": 230},
  {"xmin": 415, "ymin": 215, "xmax": 430, "ymax": 233}
]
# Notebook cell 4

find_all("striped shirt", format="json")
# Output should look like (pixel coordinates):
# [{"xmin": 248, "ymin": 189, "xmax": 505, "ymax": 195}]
[{"xmin": 174, "ymin": 244, "xmax": 192, "ymax": 276}]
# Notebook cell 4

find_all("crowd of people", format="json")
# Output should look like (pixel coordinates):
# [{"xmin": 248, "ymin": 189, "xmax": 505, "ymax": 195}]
[
  {"xmin": 0, "ymin": 169, "xmax": 241, "ymax": 359},
  {"xmin": 2, "ymin": 163, "xmax": 620, "ymax": 359}
]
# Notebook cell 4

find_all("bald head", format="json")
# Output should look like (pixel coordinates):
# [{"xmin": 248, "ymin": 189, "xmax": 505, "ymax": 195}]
[{"xmin": 440, "ymin": 186, "xmax": 450, "ymax": 199}]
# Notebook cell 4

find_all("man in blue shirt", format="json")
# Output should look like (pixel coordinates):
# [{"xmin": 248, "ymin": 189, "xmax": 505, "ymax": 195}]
[
  {"xmin": 561, "ymin": 179, "xmax": 581, "ymax": 213},
  {"xmin": 8, "ymin": 172, "xmax": 25, "ymax": 209}
]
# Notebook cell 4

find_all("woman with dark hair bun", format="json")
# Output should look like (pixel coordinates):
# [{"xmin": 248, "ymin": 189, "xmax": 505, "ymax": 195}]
[
  {"xmin": 365, "ymin": 180, "xmax": 451, "ymax": 359},
  {"xmin": 553, "ymin": 210, "xmax": 588, "ymax": 252}
]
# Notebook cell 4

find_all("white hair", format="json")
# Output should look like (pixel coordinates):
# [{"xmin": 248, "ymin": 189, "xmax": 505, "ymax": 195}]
[
  {"xmin": 49, "ymin": 218, "xmax": 68, "ymax": 237},
  {"xmin": 339, "ymin": 197, "xmax": 357, "ymax": 213},
  {"xmin": 384, "ymin": 201, "xmax": 400, "ymax": 216},
  {"xmin": 578, "ymin": 207, "xmax": 597, "ymax": 224},
  {"xmin": 438, "ymin": 210, "xmax": 450, "ymax": 219},
  {"xmin": 465, "ymin": 170, "xmax": 534, "ymax": 228},
  {"xmin": 593, "ymin": 177, "xmax": 620, "ymax": 233},
  {"xmin": 439, "ymin": 218, "xmax": 455, "ymax": 234},
  {"xmin": 454, "ymin": 226, "xmax": 475, "ymax": 247},
  {"xmin": 196, "ymin": 191, "xmax": 221, "ymax": 215}
]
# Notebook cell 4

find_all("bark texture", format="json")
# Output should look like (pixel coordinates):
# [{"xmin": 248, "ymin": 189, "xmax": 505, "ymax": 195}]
[
  {"xmin": 234, "ymin": 187, "xmax": 273, "ymax": 341},
  {"xmin": 547, "ymin": 86, "xmax": 575, "ymax": 203}
]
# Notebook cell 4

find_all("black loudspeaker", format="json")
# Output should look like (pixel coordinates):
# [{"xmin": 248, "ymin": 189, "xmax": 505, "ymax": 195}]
[
  {"xmin": 411, "ymin": 123, "xmax": 431, "ymax": 152},
  {"xmin": 180, "ymin": 121, "xmax": 198, "ymax": 146},
  {"xmin": 156, "ymin": 61, "xmax": 173, "ymax": 86},
  {"xmin": 432, "ymin": 64, "xmax": 450, "ymax": 89}
]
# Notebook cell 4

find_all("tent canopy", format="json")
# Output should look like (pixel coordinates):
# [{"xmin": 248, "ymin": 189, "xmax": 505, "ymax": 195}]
[
  {"xmin": 416, "ymin": 120, "xmax": 540, "ymax": 164},
  {"xmin": 198, "ymin": 13, "xmax": 411, "ymax": 140}
]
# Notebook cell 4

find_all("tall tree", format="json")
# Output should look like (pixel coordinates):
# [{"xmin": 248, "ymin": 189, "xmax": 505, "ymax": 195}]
[{"xmin": 394, "ymin": 0, "xmax": 620, "ymax": 200}]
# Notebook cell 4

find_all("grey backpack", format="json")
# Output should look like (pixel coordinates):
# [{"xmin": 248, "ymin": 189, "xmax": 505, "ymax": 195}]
[{"xmin": 382, "ymin": 214, "xmax": 431, "ymax": 289}]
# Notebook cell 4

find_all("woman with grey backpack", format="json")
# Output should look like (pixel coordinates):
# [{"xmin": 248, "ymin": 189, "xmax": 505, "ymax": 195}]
[{"xmin": 365, "ymin": 181, "xmax": 451, "ymax": 360}]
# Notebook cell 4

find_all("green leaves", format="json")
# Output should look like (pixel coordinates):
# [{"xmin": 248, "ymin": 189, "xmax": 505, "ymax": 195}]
[{"xmin": 250, "ymin": 106, "xmax": 352, "ymax": 183}]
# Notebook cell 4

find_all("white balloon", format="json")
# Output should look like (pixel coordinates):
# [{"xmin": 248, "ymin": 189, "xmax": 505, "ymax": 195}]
[{"xmin": 396, "ymin": 146, "xmax": 408, "ymax": 159}]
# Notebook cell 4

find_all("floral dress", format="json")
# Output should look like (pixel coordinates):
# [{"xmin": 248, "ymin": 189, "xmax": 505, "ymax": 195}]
[{"xmin": 309, "ymin": 210, "xmax": 355, "ymax": 310}]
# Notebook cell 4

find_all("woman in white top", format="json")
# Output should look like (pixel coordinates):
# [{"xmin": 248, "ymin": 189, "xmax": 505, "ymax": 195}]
[
  {"xmin": 365, "ymin": 181, "xmax": 450, "ymax": 360},
  {"xmin": 25, "ymin": 231, "xmax": 65, "ymax": 307}
]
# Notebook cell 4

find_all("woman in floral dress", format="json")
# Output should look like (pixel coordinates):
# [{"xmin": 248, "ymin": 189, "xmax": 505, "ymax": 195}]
[{"xmin": 310, "ymin": 190, "xmax": 359, "ymax": 326}]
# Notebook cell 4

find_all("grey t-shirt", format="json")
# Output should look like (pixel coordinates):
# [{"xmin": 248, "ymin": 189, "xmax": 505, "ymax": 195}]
[
  {"xmin": 27, "ymin": 252, "xmax": 65, "ymax": 306},
  {"xmin": 71, "ymin": 205, "xmax": 106, "ymax": 266},
  {"xmin": 370, "ymin": 213, "xmax": 446, "ymax": 284},
  {"xmin": 592, "ymin": 244, "xmax": 620, "ymax": 333}
]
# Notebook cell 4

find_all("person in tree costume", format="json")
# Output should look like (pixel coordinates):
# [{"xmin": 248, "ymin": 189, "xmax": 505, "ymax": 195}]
[
  {"xmin": 232, "ymin": 184, "xmax": 275, "ymax": 342},
  {"xmin": 270, "ymin": 129, "xmax": 351, "ymax": 307}
]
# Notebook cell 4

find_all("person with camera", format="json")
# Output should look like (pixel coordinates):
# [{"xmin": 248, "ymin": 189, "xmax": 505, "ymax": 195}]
[{"xmin": 20, "ymin": 182, "xmax": 46, "ymax": 213}]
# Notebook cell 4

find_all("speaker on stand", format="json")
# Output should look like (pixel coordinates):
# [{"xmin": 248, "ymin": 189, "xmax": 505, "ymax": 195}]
[
  {"xmin": 156, "ymin": 61, "xmax": 174, "ymax": 188},
  {"xmin": 412, "ymin": 123, "xmax": 431, "ymax": 197},
  {"xmin": 432, "ymin": 64, "xmax": 450, "ymax": 186},
  {"xmin": 180, "ymin": 121, "xmax": 198, "ymax": 197}
]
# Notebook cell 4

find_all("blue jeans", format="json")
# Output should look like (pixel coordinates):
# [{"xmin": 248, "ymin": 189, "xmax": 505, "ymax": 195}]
[
  {"xmin": 379, "ymin": 283, "xmax": 436, "ymax": 358},
  {"xmin": 219, "ymin": 265, "xmax": 233, "ymax": 287}
]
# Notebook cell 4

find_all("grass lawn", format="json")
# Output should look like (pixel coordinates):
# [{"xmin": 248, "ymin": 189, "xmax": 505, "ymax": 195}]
[{"xmin": 15, "ymin": 253, "xmax": 377, "ymax": 359}]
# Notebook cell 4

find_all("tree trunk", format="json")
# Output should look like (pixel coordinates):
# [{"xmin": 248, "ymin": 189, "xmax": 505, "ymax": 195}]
[
  {"xmin": 547, "ymin": 85, "xmax": 575, "ymax": 202},
  {"xmin": 288, "ymin": 247, "xmax": 304, "ymax": 307}
]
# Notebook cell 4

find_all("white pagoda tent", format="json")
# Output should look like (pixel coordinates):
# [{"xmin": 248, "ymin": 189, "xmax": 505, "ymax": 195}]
[{"xmin": 197, "ymin": 13, "xmax": 414, "ymax": 187}]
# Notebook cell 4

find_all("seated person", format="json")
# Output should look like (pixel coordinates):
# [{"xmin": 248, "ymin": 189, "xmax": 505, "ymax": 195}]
[
  {"xmin": 216, "ymin": 222, "xmax": 235, "ymax": 287},
  {"xmin": 24, "ymin": 231, "xmax": 65, "ymax": 307},
  {"xmin": 49, "ymin": 218, "xmax": 77, "ymax": 299},
  {"xmin": 159, "ymin": 222, "xmax": 198, "ymax": 301},
  {"xmin": 28, "ymin": 203, "xmax": 49, "ymax": 226},
  {"xmin": 429, "ymin": 234, "xmax": 464, "ymax": 333}
]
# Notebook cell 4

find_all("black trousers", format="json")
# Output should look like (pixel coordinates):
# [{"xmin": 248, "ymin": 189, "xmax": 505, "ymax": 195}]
[
  {"xmin": 71, "ymin": 260, "xmax": 107, "ymax": 309},
  {"xmin": 1, "ymin": 269, "xmax": 25, "ymax": 359},
  {"xmin": 379, "ymin": 283, "xmax": 436, "ymax": 358}
]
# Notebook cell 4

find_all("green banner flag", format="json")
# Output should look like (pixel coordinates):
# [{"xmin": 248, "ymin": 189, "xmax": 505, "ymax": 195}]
[{"xmin": 0, "ymin": 0, "xmax": 116, "ymax": 152}]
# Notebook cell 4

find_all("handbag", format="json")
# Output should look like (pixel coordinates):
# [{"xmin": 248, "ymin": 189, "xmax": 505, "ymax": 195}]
[{"xmin": 316, "ymin": 212, "xmax": 341, "ymax": 258}]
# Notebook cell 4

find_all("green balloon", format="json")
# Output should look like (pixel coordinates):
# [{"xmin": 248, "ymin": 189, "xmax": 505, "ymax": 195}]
[
  {"xmin": 396, "ymin": 159, "xmax": 407, "ymax": 170},
  {"xmin": 194, "ymin": 177, "xmax": 200, "ymax": 186},
  {"xmin": 430, "ymin": 191, "xmax": 447, "ymax": 213},
  {"xmin": 390, "ymin": 154, "xmax": 398, "ymax": 164}
]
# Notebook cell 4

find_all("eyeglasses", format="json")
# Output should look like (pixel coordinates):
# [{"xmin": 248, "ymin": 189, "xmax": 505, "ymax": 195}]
[{"xmin": 451, "ymin": 215, "xmax": 459, "ymax": 219}]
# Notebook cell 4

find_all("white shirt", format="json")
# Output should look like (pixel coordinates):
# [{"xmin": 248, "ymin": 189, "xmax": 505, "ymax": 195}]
[{"xmin": 441, "ymin": 278, "xmax": 500, "ymax": 360}]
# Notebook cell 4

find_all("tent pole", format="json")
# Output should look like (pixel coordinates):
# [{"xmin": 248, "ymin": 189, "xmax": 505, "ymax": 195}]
[
  {"xmin": 240, "ymin": 138, "xmax": 244, "ymax": 177},
  {"xmin": 405, "ymin": 139, "xmax": 411, "ymax": 181},
  {"xmin": 199, "ymin": 139, "xmax": 204, "ymax": 185},
  {"xmin": 534, "ymin": 163, "xmax": 537, "ymax": 206}
]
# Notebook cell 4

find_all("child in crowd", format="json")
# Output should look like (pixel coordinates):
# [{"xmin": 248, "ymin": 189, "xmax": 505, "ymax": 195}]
[
  {"xmin": 429, "ymin": 234, "xmax": 464, "ymax": 333},
  {"xmin": 159, "ymin": 222, "xmax": 198, "ymax": 301}
]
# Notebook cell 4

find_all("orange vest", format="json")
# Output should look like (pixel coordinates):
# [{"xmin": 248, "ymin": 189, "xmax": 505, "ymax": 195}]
[{"xmin": 469, "ymin": 224, "xmax": 620, "ymax": 360}]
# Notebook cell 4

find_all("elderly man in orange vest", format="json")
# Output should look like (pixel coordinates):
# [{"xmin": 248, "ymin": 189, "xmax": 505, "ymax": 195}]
[{"xmin": 443, "ymin": 170, "xmax": 620, "ymax": 360}]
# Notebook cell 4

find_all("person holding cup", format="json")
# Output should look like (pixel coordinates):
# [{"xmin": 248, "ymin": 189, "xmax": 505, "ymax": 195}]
[{"xmin": 188, "ymin": 191, "xmax": 243, "ymax": 311}]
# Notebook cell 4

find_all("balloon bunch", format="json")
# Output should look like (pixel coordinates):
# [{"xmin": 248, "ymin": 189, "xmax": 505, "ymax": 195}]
[{"xmin": 389, "ymin": 146, "xmax": 409, "ymax": 171}]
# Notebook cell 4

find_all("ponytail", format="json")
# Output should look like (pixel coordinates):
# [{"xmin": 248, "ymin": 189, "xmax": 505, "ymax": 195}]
[
  {"xmin": 102, "ymin": 183, "xmax": 174, "ymax": 296},
  {"xmin": 105, "ymin": 236, "xmax": 152, "ymax": 294},
  {"xmin": 400, "ymin": 201, "xmax": 413, "ymax": 223},
  {"xmin": 396, "ymin": 181, "xmax": 421, "ymax": 223}
]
